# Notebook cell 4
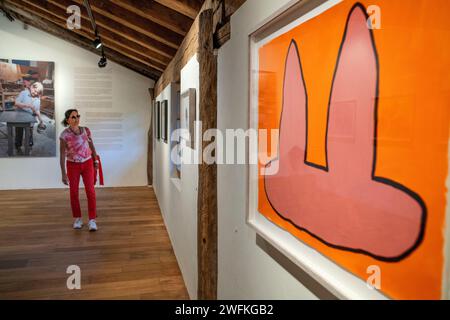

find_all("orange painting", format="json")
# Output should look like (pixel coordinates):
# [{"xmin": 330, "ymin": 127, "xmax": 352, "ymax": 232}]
[{"xmin": 257, "ymin": 0, "xmax": 450, "ymax": 299}]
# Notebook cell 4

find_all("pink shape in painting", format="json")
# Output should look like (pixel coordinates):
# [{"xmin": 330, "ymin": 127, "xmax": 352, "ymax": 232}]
[{"xmin": 264, "ymin": 4, "xmax": 425, "ymax": 261}]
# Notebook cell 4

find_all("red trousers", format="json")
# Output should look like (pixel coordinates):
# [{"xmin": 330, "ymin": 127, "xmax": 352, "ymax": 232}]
[{"xmin": 67, "ymin": 158, "xmax": 97, "ymax": 220}]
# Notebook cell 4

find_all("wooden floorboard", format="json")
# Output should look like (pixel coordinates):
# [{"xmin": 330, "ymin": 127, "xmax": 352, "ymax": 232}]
[{"xmin": 0, "ymin": 187, "xmax": 189, "ymax": 300}]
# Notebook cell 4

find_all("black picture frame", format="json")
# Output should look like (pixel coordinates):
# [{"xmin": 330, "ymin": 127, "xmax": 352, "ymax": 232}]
[
  {"xmin": 156, "ymin": 101, "xmax": 161, "ymax": 141},
  {"xmin": 162, "ymin": 100, "xmax": 168, "ymax": 143}
]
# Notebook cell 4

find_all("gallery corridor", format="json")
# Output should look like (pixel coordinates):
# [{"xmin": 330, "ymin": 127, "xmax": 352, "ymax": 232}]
[{"xmin": 0, "ymin": 187, "xmax": 188, "ymax": 300}]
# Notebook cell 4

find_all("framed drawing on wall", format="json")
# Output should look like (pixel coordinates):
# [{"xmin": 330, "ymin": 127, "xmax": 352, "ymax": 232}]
[
  {"xmin": 248, "ymin": 0, "xmax": 449, "ymax": 300},
  {"xmin": 161, "ymin": 100, "xmax": 168, "ymax": 143},
  {"xmin": 180, "ymin": 88, "xmax": 196, "ymax": 149},
  {"xmin": 152, "ymin": 100, "xmax": 156, "ymax": 139},
  {"xmin": 156, "ymin": 101, "xmax": 161, "ymax": 141}
]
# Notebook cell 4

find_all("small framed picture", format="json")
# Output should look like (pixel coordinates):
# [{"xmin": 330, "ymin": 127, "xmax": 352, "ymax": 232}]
[
  {"xmin": 156, "ymin": 101, "xmax": 161, "ymax": 141},
  {"xmin": 180, "ymin": 89, "xmax": 196, "ymax": 149}
]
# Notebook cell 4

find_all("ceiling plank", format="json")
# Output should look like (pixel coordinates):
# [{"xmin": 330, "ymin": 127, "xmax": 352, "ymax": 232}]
[
  {"xmin": 1, "ymin": 1, "xmax": 161, "ymax": 79},
  {"xmin": 93, "ymin": 25, "xmax": 171, "ymax": 66},
  {"xmin": 8, "ymin": 0, "xmax": 165, "ymax": 72},
  {"xmin": 46, "ymin": 0, "xmax": 181, "ymax": 51},
  {"xmin": 16, "ymin": 0, "xmax": 167, "ymax": 71},
  {"xmin": 154, "ymin": 0, "xmax": 203, "ymax": 19},
  {"xmin": 48, "ymin": 0, "xmax": 178, "ymax": 57},
  {"xmin": 109, "ymin": 0, "xmax": 194, "ymax": 34},
  {"xmin": 72, "ymin": 0, "xmax": 189, "ymax": 43}
]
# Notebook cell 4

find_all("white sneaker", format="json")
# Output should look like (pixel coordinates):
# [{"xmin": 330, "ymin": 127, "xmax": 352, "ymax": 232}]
[
  {"xmin": 73, "ymin": 218, "xmax": 83, "ymax": 229},
  {"xmin": 88, "ymin": 219, "xmax": 98, "ymax": 232}
]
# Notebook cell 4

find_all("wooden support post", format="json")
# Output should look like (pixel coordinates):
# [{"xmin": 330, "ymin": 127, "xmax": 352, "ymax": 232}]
[
  {"xmin": 148, "ymin": 88, "xmax": 155, "ymax": 186},
  {"xmin": 197, "ymin": 9, "xmax": 218, "ymax": 300}
]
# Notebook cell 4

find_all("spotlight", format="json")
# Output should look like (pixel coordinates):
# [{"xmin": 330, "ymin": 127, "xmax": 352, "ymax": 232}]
[
  {"xmin": 93, "ymin": 37, "xmax": 102, "ymax": 49},
  {"xmin": 98, "ymin": 55, "xmax": 107, "ymax": 68}
]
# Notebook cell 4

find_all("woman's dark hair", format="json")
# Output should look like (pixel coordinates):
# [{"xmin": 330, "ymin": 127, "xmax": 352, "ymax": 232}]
[{"xmin": 62, "ymin": 109, "xmax": 78, "ymax": 127}]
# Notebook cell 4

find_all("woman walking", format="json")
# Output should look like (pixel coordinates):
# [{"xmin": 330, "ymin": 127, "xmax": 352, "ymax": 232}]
[{"xmin": 60, "ymin": 109, "xmax": 99, "ymax": 231}]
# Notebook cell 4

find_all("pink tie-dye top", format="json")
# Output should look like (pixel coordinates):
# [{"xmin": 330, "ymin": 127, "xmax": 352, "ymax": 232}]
[{"xmin": 60, "ymin": 127, "xmax": 93, "ymax": 162}]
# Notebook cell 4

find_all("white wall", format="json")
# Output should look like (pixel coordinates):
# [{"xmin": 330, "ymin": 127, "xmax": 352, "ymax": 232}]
[
  {"xmin": 153, "ymin": 55, "xmax": 200, "ymax": 299},
  {"xmin": 217, "ymin": 0, "xmax": 320, "ymax": 300},
  {"xmin": 0, "ymin": 16, "xmax": 153, "ymax": 190}
]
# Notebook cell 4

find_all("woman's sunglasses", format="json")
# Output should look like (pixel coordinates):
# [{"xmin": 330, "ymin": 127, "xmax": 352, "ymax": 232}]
[{"xmin": 70, "ymin": 115, "xmax": 81, "ymax": 120}]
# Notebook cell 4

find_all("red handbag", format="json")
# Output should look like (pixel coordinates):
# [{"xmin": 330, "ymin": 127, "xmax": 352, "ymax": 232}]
[{"xmin": 94, "ymin": 155, "xmax": 104, "ymax": 186}]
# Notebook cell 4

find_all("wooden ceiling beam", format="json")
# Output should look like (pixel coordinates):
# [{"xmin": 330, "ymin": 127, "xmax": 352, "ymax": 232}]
[
  {"xmin": 72, "ymin": 0, "xmax": 189, "ymax": 43},
  {"xmin": 16, "ymin": 0, "xmax": 167, "ymax": 71},
  {"xmin": 213, "ymin": 0, "xmax": 246, "ymax": 48},
  {"xmin": 93, "ymin": 25, "xmax": 171, "ymax": 66},
  {"xmin": 8, "ymin": 0, "xmax": 165, "ymax": 72},
  {"xmin": 1, "ymin": 1, "xmax": 161, "ymax": 79},
  {"xmin": 155, "ymin": 0, "xmax": 247, "ymax": 96},
  {"xmin": 154, "ymin": 0, "xmax": 203, "ymax": 19},
  {"xmin": 48, "ymin": 0, "xmax": 178, "ymax": 57},
  {"xmin": 109, "ymin": 0, "xmax": 194, "ymax": 35},
  {"xmin": 46, "ymin": 0, "xmax": 180, "ymax": 51}
]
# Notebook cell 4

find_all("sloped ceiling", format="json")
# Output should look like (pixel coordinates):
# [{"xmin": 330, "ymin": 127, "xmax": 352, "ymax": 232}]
[{"xmin": 0, "ymin": 0, "xmax": 205, "ymax": 80}]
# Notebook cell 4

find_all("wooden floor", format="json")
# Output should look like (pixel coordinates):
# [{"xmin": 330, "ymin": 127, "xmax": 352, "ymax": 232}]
[{"xmin": 0, "ymin": 187, "xmax": 189, "ymax": 300}]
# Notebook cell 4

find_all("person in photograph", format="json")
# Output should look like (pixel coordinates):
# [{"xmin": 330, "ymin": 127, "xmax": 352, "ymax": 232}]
[
  {"xmin": 22, "ymin": 69, "xmax": 39, "ymax": 89},
  {"xmin": 59, "ymin": 109, "xmax": 99, "ymax": 231},
  {"xmin": 14, "ymin": 81, "xmax": 46, "ymax": 149}
]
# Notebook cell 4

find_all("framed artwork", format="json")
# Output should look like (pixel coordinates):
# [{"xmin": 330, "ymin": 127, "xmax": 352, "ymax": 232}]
[
  {"xmin": 161, "ymin": 100, "xmax": 168, "ymax": 143},
  {"xmin": 171, "ymin": 87, "xmax": 182, "ymax": 180},
  {"xmin": 152, "ymin": 100, "xmax": 156, "ymax": 139},
  {"xmin": 156, "ymin": 101, "xmax": 161, "ymax": 141},
  {"xmin": 180, "ymin": 88, "xmax": 196, "ymax": 149},
  {"xmin": 0, "ymin": 59, "xmax": 56, "ymax": 157},
  {"xmin": 249, "ymin": 0, "xmax": 449, "ymax": 300}
]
